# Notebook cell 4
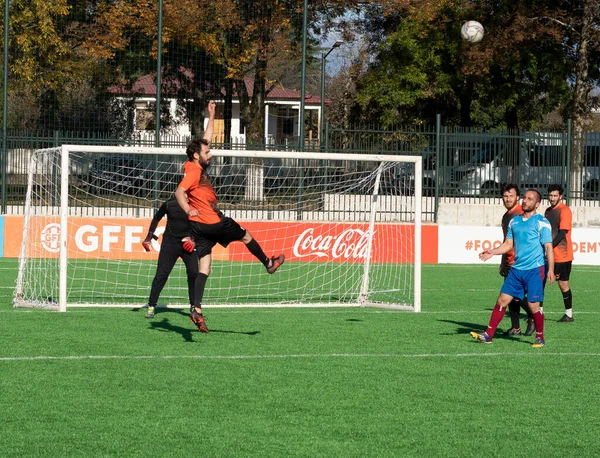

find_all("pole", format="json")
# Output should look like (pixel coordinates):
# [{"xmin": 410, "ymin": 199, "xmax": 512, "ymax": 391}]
[
  {"xmin": 320, "ymin": 52, "xmax": 325, "ymax": 151},
  {"xmin": 154, "ymin": 0, "xmax": 163, "ymax": 148},
  {"xmin": 566, "ymin": 118, "xmax": 572, "ymax": 205},
  {"xmin": 298, "ymin": 0, "xmax": 308, "ymax": 152},
  {"xmin": 1, "ymin": 0, "xmax": 9, "ymax": 213},
  {"xmin": 319, "ymin": 40, "xmax": 342, "ymax": 152}
]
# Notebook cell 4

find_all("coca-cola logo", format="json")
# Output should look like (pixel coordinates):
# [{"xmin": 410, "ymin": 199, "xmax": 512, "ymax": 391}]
[{"xmin": 293, "ymin": 227, "xmax": 374, "ymax": 260}]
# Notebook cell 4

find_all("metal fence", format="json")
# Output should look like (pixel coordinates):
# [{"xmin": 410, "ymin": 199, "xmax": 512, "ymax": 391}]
[
  {"xmin": 1, "ymin": 124, "xmax": 598, "ymax": 221},
  {"xmin": 325, "ymin": 123, "xmax": 599, "ymax": 208}
]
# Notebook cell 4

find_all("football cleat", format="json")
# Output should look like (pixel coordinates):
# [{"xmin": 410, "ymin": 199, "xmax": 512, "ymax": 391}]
[
  {"xmin": 558, "ymin": 314, "xmax": 574, "ymax": 323},
  {"xmin": 266, "ymin": 254, "xmax": 285, "ymax": 274},
  {"xmin": 524, "ymin": 319, "xmax": 535, "ymax": 336},
  {"xmin": 504, "ymin": 327, "xmax": 521, "ymax": 336},
  {"xmin": 190, "ymin": 309, "xmax": 209, "ymax": 333},
  {"xmin": 470, "ymin": 331, "xmax": 492, "ymax": 344},
  {"xmin": 145, "ymin": 306, "xmax": 155, "ymax": 319},
  {"xmin": 532, "ymin": 337, "xmax": 545, "ymax": 348}
]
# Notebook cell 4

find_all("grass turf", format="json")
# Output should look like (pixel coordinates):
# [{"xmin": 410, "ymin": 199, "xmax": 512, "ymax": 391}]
[{"xmin": 1, "ymin": 259, "xmax": 599, "ymax": 457}]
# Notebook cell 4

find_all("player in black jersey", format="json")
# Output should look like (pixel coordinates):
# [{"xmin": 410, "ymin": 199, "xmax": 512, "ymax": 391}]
[{"xmin": 143, "ymin": 197, "xmax": 198, "ymax": 319}]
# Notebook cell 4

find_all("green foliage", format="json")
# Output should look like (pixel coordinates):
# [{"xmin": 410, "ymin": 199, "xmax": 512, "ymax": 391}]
[
  {"xmin": 2, "ymin": 0, "xmax": 597, "ymax": 135},
  {"xmin": 351, "ymin": 0, "xmax": 593, "ymax": 129},
  {"xmin": 355, "ymin": 20, "xmax": 461, "ymax": 126}
]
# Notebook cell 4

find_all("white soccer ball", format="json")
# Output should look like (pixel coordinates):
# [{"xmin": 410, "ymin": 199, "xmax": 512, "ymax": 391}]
[{"xmin": 461, "ymin": 21, "xmax": 484, "ymax": 43}]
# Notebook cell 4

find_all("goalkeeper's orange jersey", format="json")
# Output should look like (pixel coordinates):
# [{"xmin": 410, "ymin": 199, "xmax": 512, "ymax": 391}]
[{"xmin": 178, "ymin": 161, "xmax": 221, "ymax": 224}]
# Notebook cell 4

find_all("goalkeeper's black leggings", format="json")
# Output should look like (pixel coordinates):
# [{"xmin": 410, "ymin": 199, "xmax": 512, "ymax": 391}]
[{"xmin": 148, "ymin": 236, "xmax": 198, "ymax": 307}]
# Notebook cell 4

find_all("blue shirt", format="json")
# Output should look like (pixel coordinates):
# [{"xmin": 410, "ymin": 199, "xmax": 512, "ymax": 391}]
[{"xmin": 506, "ymin": 213, "xmax": 552, "ymax": 270}]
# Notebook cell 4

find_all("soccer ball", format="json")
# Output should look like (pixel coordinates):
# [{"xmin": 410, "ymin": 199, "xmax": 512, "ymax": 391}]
[{"xmin": 461, "ymin": 21, "xmax": 484, "ymax": 43}]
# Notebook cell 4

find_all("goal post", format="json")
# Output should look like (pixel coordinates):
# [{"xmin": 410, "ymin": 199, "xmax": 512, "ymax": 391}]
[{"xmin": 14, "ymin": 144, "xmax": 422, "ymax": 312}]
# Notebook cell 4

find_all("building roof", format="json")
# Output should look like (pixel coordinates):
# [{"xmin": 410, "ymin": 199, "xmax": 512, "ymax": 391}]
[{"xmin": 109, "ymin": 74, "xmax": 328, "ymax": 104}]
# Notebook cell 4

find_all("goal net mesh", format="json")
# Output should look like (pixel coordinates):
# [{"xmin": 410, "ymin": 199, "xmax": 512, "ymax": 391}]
[{"xmin": 14, "ymin": 145, "xmax": 421, "ymax": 311}]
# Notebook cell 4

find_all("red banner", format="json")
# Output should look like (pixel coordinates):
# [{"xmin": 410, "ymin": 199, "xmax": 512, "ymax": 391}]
[{"xmin": 3, "ymin": 216, "xmax": 438, "ymax": 263}]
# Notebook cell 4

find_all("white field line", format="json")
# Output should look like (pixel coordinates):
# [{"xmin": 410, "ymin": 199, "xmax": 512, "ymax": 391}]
[
  {"xmin": 1, "ymin": 352, "xmax": 600, "ymax": 363},
  {"xmin": 0, "ymin": 305, "xmax": 600, "ymax": 318},
  {"xmin": 2, "ymin": 308, "xmax": 600, "ymax": 315}
]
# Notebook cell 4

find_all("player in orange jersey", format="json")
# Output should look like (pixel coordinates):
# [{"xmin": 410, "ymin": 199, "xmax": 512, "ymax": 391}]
[
  {"xmin": 175, "ymin": 101, "xmax": 284, "ymax": 333},
  {"xmin": 544, "ymin": 184, "xmax": 574, "ymax": 322}
]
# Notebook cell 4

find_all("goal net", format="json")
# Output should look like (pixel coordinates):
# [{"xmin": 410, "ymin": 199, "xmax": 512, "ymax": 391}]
[{"xmin": 14, "ymin": 145, "xmax": 422, "ymax": 312}]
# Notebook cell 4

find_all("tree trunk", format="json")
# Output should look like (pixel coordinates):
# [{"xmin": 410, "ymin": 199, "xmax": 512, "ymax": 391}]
[
  {"xmin": 569, "ymin": 0, "xmax": 596, "ymax": 199},
  {"xmin": 189, "ymin": 95, "xmax": 206, "ymax": 137},
  {"xmin": 224, "ymin": 79, "xmax": 233, "ymax": 150},
  {"xmin": 246, "ymin": 71, "xmax": 266, "ymax": 146},
  {"xmin": 458, "ymin": 78, "xmax": 474, "ymax": 128},
  {"xmin": 505, "ymin": 106, "xmax": 519, "ymax": 130}
]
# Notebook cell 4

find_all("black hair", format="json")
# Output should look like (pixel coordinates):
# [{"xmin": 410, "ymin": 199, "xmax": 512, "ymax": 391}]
[
  {"xmin": 547, "ymin": 184, "xmax": 564, "ymax": 195},
  {"xmin": 501, "ymin": 183, "xmax": 520, "ymax": 197},
  {"xmin": 185, "ymin": 138, "xmax": 210, "ymax": 161}
]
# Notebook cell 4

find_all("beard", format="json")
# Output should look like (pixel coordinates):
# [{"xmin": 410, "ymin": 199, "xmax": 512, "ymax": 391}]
[{"xmin": 199, "ymin": 159, "xmax": 211, "ymax": 171}]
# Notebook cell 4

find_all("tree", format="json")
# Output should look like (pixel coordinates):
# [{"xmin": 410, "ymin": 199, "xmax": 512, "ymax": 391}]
[
  {"xmin": 352, "ymin": 0, "xmax": 573, "ymax": 129},
  {"xmin": 82, "ymin": 0, "xmax": 357, "ymax": 143},
  {"xmin": 1, "ymin": 0, "xmax": 136, "ymax": 132},
  {"xmin": 554, "ymin": 0, "xmax": 600, "ymax": 196}
]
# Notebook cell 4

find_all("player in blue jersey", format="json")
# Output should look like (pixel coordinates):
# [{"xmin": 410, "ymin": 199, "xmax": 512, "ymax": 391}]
[{"xmin": 471, "ymin": 189, "xmax": 555, "ymax": 348}]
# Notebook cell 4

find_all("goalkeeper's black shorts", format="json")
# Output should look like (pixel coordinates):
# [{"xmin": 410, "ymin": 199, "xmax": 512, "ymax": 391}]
[{"xmin": 190, "ymin": 217, "xmax": 246, "ymax": 258}]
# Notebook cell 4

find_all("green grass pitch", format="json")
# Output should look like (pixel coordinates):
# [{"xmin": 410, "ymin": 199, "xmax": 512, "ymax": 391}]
[{"xmin": 1, "ymin": 258, "xmax": 599, "ymax": 457}]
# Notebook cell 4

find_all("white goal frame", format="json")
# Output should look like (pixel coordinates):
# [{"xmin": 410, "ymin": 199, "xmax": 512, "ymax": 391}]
[{"xmin": 15, "ymin": 144, "xmax": 422, "ymax": 312}]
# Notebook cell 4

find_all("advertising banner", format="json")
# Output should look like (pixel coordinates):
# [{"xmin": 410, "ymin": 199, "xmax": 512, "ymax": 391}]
[
  {"xmin": 439, "ymin": 225, "xmax": 600, "ymax": 266},
  {"xmin": 0, "ymin": 216, "xmax": 4, "ymax": 257},
  {"xmin": 3, "ymin": 216, "xmax": 438, "ymax": 264}
]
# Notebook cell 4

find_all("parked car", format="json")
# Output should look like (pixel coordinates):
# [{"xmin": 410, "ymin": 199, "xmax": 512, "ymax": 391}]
[
  {"xmin": 455, "ymin": 134, "xmax": 600, "ymax": 198},
  {"xmin": 88, "ymin": 155, "xmax": 149, "ymax": 195},
  {"xmin": 394, "ymin": 133, "xmax": 503, "ymax": 196},
  {"xmin": 393, "ymin": 132, "xmax": 600, "ymax": 199}
]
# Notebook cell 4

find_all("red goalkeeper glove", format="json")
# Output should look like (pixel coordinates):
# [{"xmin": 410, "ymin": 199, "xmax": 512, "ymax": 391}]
[
  {"xmin": 182, "ymin": 237, "xmax": 195, "ymax": 253},
  {"xmin": 142, "ymin": 237, "xmax": 152, "ymax": 252}
]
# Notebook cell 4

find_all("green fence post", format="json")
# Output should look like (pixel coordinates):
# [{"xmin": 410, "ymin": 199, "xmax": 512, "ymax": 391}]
[
  {"xmin": 296, "ymin": 0, "xmax": 308, "ymax": 221},
  {"xmin": 566, "ymin": 118, "xmax": 572, "ymax": 205},
  {"xmin": 434, "ymin": 114, "xmax": 441, "ymax": 223},
  {"xmin": 1, "ymin": 0, "xmax": 9, "ymax": 213},
  {"xmin": 155, "ymin": 0, "xmax": 163, "ymax": 149}
]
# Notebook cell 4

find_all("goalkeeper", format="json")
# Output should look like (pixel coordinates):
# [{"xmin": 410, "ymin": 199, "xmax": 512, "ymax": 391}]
[
  {"xmin": 142, "ymin": 197, "xmax": 198, "ymax": 319},
  {"xmin": 175, "ymin": 100, "xmax": 284, "ymax": 333}
]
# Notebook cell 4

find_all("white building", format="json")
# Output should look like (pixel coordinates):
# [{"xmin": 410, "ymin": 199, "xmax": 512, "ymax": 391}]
[{"xmin": 110, "ymin": 74, "xmax": 327, "ymax": 146}]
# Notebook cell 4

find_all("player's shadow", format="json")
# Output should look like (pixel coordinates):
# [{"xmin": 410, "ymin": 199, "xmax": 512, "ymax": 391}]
[
  {"xmin": 438, "ymin": 319, "xmax": 513, "ymax": 341},
  {"xmin": 210, "ymin": 329, "xmax": 261, "ymax": 336},
  {"xmin": 438, "ymin": 318, "xmax": 485, "ymax": 334},
  {"xmin": 148, "ymin": 317, "xmax": 196, "ymax": 342},
  {"xmin": 147, "ymin": 308, "xmax": 261, "ymax": 339}
]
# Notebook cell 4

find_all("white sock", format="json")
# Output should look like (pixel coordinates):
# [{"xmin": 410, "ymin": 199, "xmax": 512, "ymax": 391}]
[
  {"xmin": 540, "ymin": 307, "xmax": 544, "ymax": 314},
  {"xmin": 565, "ymin": 309, "xmax": 573, "ymax": 318}
]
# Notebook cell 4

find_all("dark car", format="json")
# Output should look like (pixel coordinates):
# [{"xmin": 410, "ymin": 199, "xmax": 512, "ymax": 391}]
[{"xmin": 88, "ymin": 155, "xmax": 148, "ymax": 195}]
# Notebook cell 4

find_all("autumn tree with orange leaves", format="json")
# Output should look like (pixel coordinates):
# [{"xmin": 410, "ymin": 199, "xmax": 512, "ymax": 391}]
[{"xmin": 81, "ymin": 0, "xmax": 355, "ymax": 142}]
